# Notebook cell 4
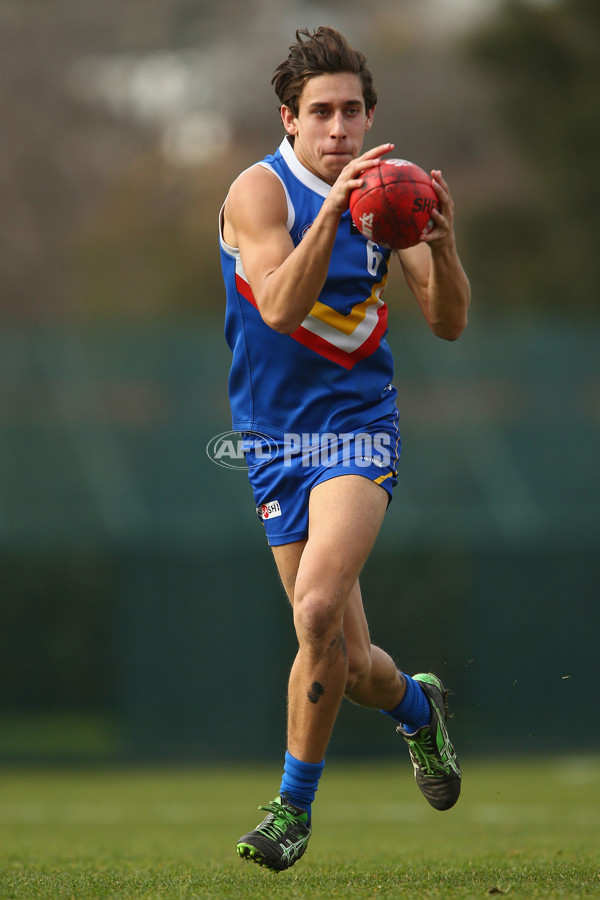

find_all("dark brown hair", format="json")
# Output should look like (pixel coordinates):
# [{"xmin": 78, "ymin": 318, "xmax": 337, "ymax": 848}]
[{"xmin": 271, "ymin": 26, "xmax": 377, "ymax": 117}]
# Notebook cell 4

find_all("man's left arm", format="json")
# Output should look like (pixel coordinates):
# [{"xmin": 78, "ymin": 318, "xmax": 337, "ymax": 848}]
[{"xmin": 397, "ymin": 170, "xmax": 471, "ymax": 341}]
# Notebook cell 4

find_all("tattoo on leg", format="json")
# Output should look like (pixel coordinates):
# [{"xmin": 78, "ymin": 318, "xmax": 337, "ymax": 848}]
[{"xmin": 307, "ymin": 681, "xmax": 325, "ymax": 704}]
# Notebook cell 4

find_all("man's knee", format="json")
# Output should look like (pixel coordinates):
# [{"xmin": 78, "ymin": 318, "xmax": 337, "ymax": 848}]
[{"xmin": 293, "ymin": 589, "xmax": 345, "ymax": 650}]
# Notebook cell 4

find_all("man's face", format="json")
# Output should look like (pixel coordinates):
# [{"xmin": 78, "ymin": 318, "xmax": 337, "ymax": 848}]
[{"xmin": 281, "ymin": 72, "xmax": 374, "ymax": 185}]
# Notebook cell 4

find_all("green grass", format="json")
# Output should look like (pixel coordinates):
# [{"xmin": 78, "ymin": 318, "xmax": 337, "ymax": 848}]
[{"xmin": 0, "ymin": 757, "xmax": 599, "ymax": 898}]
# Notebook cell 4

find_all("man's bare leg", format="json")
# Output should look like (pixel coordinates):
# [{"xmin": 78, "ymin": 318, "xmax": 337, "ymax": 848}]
[{"xmin": 271, "ymin": 474, "xmax": 400, "ymax": 762}]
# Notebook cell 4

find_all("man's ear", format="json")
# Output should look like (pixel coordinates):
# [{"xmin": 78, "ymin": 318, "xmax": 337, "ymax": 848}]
[
  {"xmin": 280, "ymin": 105, "xmax": 298, "ymax": 135},
  {"xmin": 365, "ymin": 106, "xmax": 376, "ymax": 131}
]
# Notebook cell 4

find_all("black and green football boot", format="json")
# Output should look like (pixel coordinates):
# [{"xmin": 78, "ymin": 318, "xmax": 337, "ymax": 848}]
[
  {"xmin": 237, "ymin": 796, "xmax": 311, "ymax": 871},
  {"xmin": 397, "ymin": 673, "xmax": 462, "ymax": 811}
]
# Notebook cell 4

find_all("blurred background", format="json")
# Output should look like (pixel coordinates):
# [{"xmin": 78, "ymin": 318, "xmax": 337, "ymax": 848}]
[{"xmin": 1, "ymin": 0, "xmax": 598, "ymax": 763}]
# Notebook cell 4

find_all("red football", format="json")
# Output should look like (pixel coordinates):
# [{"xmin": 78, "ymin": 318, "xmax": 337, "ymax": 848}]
[{"xmin": 349, "ymin": 159, "xmax": 439, "ymax": 249}]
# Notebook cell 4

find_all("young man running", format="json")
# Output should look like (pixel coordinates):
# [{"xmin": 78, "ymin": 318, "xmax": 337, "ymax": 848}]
[{"xmin": 219, "ymin": 26, "xmax": 470, "ymax": 871}]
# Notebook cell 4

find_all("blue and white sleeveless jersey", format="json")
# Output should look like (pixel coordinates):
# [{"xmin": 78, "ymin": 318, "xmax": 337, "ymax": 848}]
[{"xmin": 219, "ymin": 136, "xmax": 397, "ymax": 438}]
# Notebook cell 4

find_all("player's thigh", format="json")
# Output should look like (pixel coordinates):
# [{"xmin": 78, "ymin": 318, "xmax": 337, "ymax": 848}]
[
  {"xmin": 270, "ymin": 537, "xmax": 371, "ymax": 615},
  {"xmin": 273, "ymin": 543, "xmax": 373, "ymax": 650},
  {"xmin": 296, "ymin": 474, "xmax": 388, "ymax": 600},
  {"xmin": 271, "ymin": 538, "xmax": 307, "ymax": 604}
]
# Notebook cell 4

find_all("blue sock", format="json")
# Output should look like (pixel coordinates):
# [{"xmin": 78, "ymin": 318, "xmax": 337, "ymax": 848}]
[
  {"xmin": 279, "ymin": 751, "xmax": 325, "ymax": 822},
  {"xmin": 380, "ymin": 672, "xmax": 430, "ymax": 733}
]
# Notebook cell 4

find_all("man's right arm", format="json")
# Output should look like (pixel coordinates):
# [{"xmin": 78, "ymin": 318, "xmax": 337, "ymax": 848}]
[
  {"xmin": 223, "ymin": 144, "xmax": 394, "ymax": 334},
  {"xmin": 224, "ymin": 166, "xmax": 341, "ymax": 333}
]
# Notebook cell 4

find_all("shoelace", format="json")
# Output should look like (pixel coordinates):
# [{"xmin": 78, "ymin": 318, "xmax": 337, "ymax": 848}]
[
  {"xmin": 407, "ymin": 732, "xmax": 449, "ymax": 776},
  {"xmin": 256, "ymin": 802, "xmax": 301, "ymax": 840}
]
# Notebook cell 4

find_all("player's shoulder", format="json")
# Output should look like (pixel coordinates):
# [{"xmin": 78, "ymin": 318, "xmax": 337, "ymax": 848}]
[
  {"xmin": 230, "ymin": 161, "xmax": 282, "ymax": 196},
  {"xmin": 227, "ymin": 163, "xmax": 288, "ymax": 226}
]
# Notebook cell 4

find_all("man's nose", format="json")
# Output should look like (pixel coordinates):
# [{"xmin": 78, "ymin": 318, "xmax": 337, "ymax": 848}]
[{"xmin": 330, "ymin": 111, "xmax": 347, "ymax": 138}]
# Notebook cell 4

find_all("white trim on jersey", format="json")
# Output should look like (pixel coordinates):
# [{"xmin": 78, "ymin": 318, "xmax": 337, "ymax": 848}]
[
  {"xmin": 278, "ymin": 136, "xmax": 332, "ymax": 199},
  {"xmin": 256, "ymin": 161, "xmax": 296, "ymax": 232}
]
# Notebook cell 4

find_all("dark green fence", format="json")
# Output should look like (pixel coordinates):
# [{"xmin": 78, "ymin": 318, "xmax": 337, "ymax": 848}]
[{"xmin": 1, "ymin": 320, "xmax": 598, "ymax": 760}]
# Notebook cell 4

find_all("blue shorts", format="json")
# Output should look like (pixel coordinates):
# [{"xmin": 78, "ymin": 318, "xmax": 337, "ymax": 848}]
[{"xmin": 245, "ymin": 411, "xmax": 400, "ymax": 546}]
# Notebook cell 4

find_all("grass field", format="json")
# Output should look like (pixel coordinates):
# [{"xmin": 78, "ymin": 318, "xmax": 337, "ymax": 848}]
[{"xmin": 0, "ymin": 756, "xmax": 598, "ymax": 899}]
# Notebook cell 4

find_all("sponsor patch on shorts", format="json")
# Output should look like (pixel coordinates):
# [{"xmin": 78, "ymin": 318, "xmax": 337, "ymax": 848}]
[{"xmin": 256, "ymin": 500, "xmax": 282, "ymax": 520}]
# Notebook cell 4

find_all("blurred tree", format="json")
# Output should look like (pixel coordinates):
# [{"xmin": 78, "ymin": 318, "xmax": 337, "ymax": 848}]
[
  {"xmin": 463, "ymin": 0, "xmax": 600, "ymax": 317},
  {"xmin": 7, "ymin": 0, "xmax": 596, "ymax": 322}
]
